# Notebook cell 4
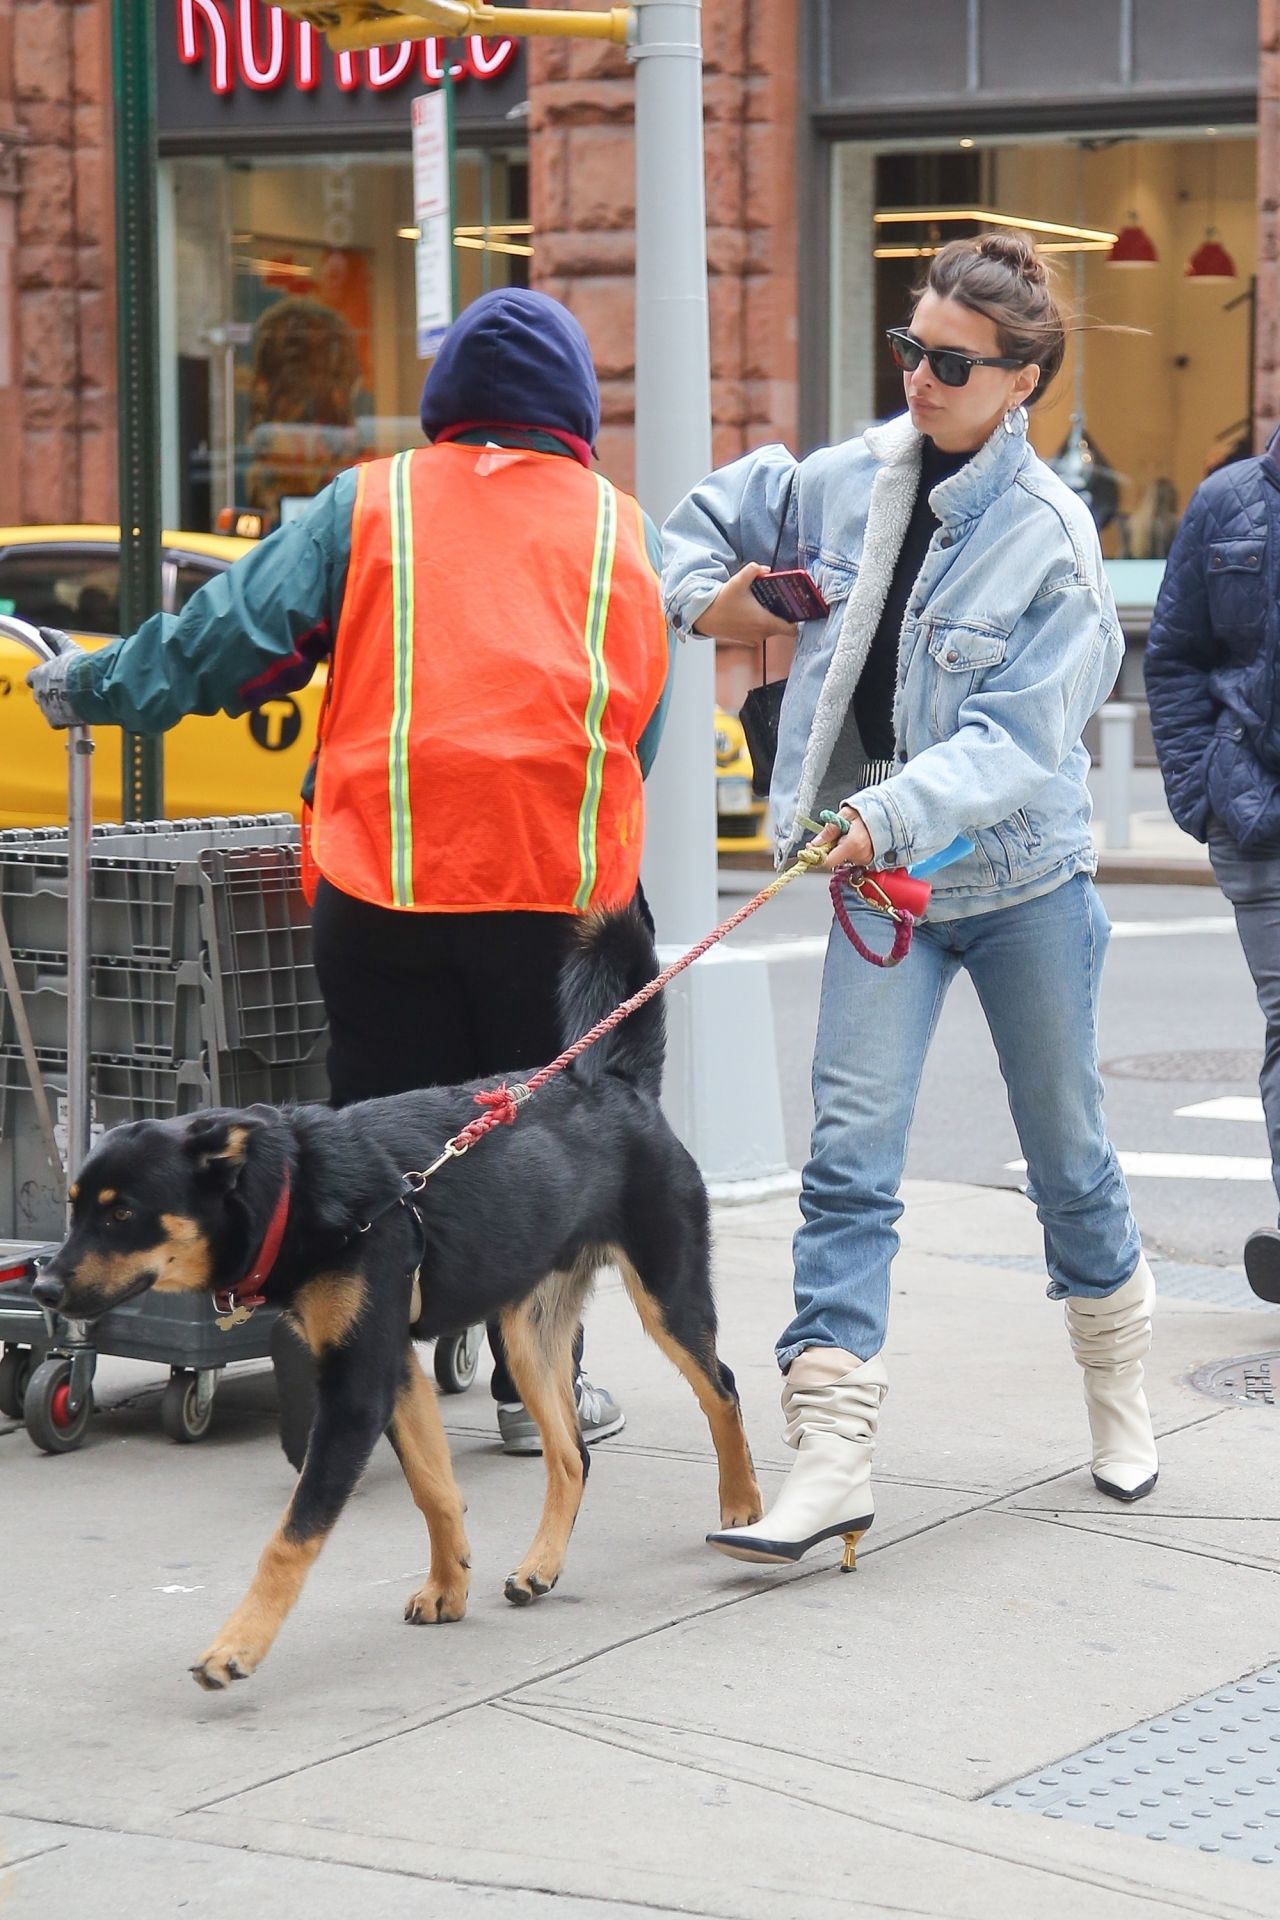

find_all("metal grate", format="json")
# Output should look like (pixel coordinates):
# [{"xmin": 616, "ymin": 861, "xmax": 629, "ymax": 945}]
[
  {"xmin": 985, "ymin": 1664, "xmax": 1280, "ymax": 1865},
  {"xmin": 1188, "ymin": 1353, "xmax": 1278, "ymax": 1408},
  {"xmin": 1101, "ymin": 1050, "xmax": 1262, "ymax": 1084}
]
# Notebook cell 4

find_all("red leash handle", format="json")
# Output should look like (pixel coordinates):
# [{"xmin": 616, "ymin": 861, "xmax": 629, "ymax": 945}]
[{"xmin": 829, "ymin": 866, "xmax": 930, "ymax": 969}]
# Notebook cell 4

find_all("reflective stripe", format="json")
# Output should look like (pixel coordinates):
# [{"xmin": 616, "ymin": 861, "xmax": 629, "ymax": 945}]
[
  {"xmin": 574, "ymin": 475, "xmax": 618, "ymax": 909},
  {"xmin": 387, "ymin": 450, "xmax": 416, "ymax": 907}
]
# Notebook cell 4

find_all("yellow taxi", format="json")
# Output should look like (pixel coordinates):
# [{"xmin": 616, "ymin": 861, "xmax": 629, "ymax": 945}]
[
  {"xmin": 2, "ymin": 531, "xmax": 767, "ymax": 856},
  {"xmin": 0, "ymin": 526, "xmax": 325, "ymax": 828},
  {"xmin": 715, "ymin": 706, "xmax": 770, "ymax": 857}
]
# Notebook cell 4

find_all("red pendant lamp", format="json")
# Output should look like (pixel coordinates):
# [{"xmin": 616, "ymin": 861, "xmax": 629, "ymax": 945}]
[
  {"xmin": 1108, "ymin": 215, "xmax": 1159, "ymax": 266},
  {"xmin": 1185, "ymin": 229, "xmax": 1237, "ymax": 281},
  {"xmin": 1185, "ymin": 139, "xmax": 1236, "ymax": 281}
]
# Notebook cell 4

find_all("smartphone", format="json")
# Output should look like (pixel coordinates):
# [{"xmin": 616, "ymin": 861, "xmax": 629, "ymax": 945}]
[{"xmin": 749, "ymin": 570, "xmax": 830, "ymax": 623}]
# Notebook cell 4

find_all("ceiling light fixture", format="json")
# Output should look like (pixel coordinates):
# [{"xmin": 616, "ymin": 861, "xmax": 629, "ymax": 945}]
[
  {"xmin": 1107, "ymin": 138, "xmax": 1158, "ymax": 267},
  {"xmin": 873, "ymin": 207, "xmax": 1116, "ymax": 245},
  {"xmin": 1185, "ymin": 141, "xmax": 1236, "ymax": 281}
]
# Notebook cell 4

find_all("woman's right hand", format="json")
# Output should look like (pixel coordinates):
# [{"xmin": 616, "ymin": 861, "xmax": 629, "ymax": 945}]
[{"xmin": 692, "ymin": 563, "xmax": 798, "ymax": 645}]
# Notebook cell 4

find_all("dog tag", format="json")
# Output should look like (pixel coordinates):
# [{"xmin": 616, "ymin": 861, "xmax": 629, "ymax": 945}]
[{"xmin": 214, "ymin": 1302, "xmax": 256, "ymax": 1333}]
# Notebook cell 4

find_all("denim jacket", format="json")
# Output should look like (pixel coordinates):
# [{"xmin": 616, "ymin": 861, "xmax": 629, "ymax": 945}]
[{"xmin": 662, "ymin": 410, "xmax": 1123, "ymax": 919}]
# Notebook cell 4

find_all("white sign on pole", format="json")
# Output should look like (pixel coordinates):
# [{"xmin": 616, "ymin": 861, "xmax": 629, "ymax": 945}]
[{"xmin": 412, "ymin": 89, "xmax": 453, "ymax": 357}]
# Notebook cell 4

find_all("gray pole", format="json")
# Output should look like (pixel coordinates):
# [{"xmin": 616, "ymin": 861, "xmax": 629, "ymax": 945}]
[
  {"xmin": 629, "ymin": 0, "xmax": 792, "ymax": 1196},
  {"xmin": 631, "ymin": 0, "xmax": 716, "ymax": 943}
]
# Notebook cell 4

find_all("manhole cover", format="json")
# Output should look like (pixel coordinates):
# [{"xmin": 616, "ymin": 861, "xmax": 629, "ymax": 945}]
[
  {"xmin": 1102, "ymin": 1049, "xmax": 1260, "ymax": 1083},
  {"xmin": 1189, "ymin": 1352, "xmax": 1279, "ymax": 1407}
]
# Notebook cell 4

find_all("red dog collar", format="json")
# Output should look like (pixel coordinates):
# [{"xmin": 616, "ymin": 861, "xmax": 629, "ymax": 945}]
[{"xmin": 212, "ymin": 1167, "xmax": 291, "ymax": 1322}]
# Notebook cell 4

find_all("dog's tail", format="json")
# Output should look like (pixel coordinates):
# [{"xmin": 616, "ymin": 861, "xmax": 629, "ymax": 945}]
[{"xmin": 557, "ymin": 901, "xmax": 665, "ymax": 1098}]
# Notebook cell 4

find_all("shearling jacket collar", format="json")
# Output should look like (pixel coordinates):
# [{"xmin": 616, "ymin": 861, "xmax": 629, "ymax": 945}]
[{"xmin": 864, "ymin": 406, "xmax": 1033, "ymax": 524}]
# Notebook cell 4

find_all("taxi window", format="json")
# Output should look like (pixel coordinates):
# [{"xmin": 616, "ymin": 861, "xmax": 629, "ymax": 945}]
[
  {"xmin": 0, "ymin": 547, "xmax": 120, "ymax": 635},
  {"xmin": 172, "ymin": 559, "xmax": 223, "ymax": 614}
]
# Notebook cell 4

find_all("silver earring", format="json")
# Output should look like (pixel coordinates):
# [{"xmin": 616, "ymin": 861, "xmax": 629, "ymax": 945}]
[{"xmin": 1002, "ymin": 403, "xmax": 1027, "ymax": 435}]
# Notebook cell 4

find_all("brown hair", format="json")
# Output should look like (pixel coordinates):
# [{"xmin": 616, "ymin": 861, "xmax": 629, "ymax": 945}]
[{"xmin": 916, "ymin": 233, "xmax": 1067, "ymax": 406}]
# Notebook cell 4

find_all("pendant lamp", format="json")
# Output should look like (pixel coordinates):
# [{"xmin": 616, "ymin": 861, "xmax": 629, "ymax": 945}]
[
  {"xmin": 1108, "ymin": 139, "xmax": 1157, "ymax": 266},
  {"xmin": 1108, "ymin": 215, "xmax": 1158, "ymax": 266},
  {"xmin": 1053, "ymin": 146, "xmax": 1122, "ymax": 530},
  {"xmin": 1185, "ymin": 142, "xmax": 1235, "ymax": 281},
  {"xmin": 1185, "ymin": 230, "xmax": 1237, "ymax": 280}
]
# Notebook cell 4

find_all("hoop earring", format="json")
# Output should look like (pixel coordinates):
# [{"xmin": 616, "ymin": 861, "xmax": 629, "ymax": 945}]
[{"xmin": 1002, "ymin": 403, "xmax": 1028, "ymax": 436}]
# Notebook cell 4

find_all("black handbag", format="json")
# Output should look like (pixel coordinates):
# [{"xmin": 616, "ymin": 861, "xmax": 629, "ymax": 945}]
[
  {"xmin": 739, "ymin": 651, "xmax": 786, "ymax": 799},
  {"xmin": 738, "ymin": 473, "xmax": 798, "ymax": 798}
]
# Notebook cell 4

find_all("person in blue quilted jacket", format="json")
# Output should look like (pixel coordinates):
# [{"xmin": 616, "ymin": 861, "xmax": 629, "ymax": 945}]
[{"xmin": 1145, "ymin": 432, "xmax": 1280, "ymax": 1304}]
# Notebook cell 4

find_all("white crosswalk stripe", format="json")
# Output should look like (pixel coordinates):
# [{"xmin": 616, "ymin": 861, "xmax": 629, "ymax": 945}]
[
  {"xmin": 1007, "ymin": 1151, "xmax": 1272, "ymax": 1182},
  {"xmin": 1175, "ymin": 1096, "xmax": 1265, "ymax": 1123}
]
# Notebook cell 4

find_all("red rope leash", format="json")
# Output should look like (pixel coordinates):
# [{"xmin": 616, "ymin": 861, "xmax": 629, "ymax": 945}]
[{"xmin": 397, "ymin": 849, "xmax": 913, "ymax": 1189}]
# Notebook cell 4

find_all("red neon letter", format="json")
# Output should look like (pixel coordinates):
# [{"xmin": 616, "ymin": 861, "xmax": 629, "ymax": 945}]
[
  {"xmin": 235, "ymin": 0, "xmax": 286, "ymax": 89},
  {"xmin": 367, "ymin": 41, "xmax": 415, "ymax": 89},
  {"xmin": 176, "ymin": 0, "xmax": 231, "ymax": 96},
  {"xmin": 295, "ymin": 19, "xmax": 319, "ymax": 90},
  {"xmin": 468, "ymin": 35, "xmax": 517, "ymax": 79}
]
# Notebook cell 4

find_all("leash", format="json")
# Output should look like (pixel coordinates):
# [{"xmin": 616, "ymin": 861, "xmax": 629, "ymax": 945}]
[{"xmin": 392, "ymin": 819, "xmax": 921, "ymax": 1202}]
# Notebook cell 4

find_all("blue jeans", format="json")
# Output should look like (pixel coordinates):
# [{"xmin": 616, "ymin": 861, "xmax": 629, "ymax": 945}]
[
  {"xmin": 1207, "ymin": 824, "xmax": 1280, "ymax": 1216},
  {"xmin": 779, "ymin": 874, "xmax": 1141, "ymax": 1366}
]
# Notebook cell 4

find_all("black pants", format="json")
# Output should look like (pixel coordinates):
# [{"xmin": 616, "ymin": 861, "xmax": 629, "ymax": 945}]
[{"xmin": 311, "ymin": 879, "xmax": 581, "ymax": 1401}]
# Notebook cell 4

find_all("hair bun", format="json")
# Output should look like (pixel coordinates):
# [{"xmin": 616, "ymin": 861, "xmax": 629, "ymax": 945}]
[{"xmin": 976, "ymin": 231, "xmax": 1047, "ymax": 283}]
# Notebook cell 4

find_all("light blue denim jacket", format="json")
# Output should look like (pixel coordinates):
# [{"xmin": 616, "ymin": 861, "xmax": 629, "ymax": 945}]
[{"xmin": 661, "ymin": 410, "xmax": 1123, "ymax": 920}]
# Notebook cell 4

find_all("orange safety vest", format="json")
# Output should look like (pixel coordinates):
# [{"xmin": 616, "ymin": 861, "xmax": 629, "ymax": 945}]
[{"xmin": 308, "ymin": 442, "xmax": 668, "ymax": 913}]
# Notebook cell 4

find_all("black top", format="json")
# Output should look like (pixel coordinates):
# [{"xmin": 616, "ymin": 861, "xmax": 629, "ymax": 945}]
[{"xmin": 852, "ymin": 437, "xmax": 972, "ymax": 761}]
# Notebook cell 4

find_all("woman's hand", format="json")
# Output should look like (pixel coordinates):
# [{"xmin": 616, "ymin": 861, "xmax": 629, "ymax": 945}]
[
  {"xmin": 809, "ymin": 806, "xmax": 874, "ymax": 871},
  {"xmin": 692, "ymin": 563, "xmax": 797, "ymax": 645}
]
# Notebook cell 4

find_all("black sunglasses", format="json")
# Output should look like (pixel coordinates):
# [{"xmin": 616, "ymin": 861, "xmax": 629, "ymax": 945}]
[{"xmin": 886, "ymin": 327, "xmax": 1024, "ymax": 389}]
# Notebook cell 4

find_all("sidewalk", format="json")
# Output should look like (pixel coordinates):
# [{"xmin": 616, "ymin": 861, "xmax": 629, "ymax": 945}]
[{"xmin": 3, "ymin": 1180, "xmax": 1277, "ymax": 1916}]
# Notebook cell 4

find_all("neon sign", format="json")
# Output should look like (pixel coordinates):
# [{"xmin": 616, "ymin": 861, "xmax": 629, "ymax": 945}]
[{"xmin": 176, "ymin": 1, "xmax": 518, "ymax": 97}]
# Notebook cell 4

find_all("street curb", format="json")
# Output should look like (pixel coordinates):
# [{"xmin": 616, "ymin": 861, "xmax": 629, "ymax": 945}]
[{"xmin": 1094, "ymin": 853, "xmax": 1218, "ymax": 886}]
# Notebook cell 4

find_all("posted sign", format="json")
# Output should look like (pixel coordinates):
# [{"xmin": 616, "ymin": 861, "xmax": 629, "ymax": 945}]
[{"xmin": 412, "ymin": 88, "xmax": 454, "ymax": 357}]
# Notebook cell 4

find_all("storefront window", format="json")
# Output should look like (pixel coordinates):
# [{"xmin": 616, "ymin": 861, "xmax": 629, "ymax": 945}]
[
  {"xmin": 166, "ymin": 145, "xmax": 529, "ymax": 534},
  {"xmin": 830, "ymin": 131, "xmax": 1256, "ymax": 557}
]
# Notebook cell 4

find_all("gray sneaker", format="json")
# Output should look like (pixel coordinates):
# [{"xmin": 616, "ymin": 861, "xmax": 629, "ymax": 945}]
[{"xmin": 496, "ymin": 1376, "xmax": 626, "ymax": 1455}]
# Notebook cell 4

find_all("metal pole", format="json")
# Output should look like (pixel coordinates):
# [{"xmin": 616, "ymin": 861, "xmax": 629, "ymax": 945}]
[
  {"xmin": 112, "ymin": 0, "xmax": 164, "ymax": 822},
  {"xmin": 0, "ymin": 619, "xmax": 93, "ymax": 1197},
  {"xmin": 630, "ymin": 0, "xmax": 791, "ymax": 1194},
  {"xmin": 1098, "ymin": 701, "xmax": 1136, "ymax": 853},
  {"xmin": 631, "ymin": 0, "xmax": 715, "ymax": 943}
]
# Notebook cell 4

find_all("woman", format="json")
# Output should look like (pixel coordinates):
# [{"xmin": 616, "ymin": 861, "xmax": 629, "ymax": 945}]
[{"xmin": 662, "ymin": 234, "xmax": 1157, "ymax": 1567}]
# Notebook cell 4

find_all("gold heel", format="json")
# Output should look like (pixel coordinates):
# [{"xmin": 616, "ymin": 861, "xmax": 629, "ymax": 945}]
[{"xmin": 840, "ymin": 1530, "xmax": 865, "ymax": 1572}]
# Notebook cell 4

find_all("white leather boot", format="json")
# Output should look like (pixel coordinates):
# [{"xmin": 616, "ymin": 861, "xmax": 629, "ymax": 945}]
[
  {"xmin": 706, "ymin": 1349, "xmax": 887, "ymax": 1568},
  {"xmin": 1065, "ymin": 1256, "xmax": 1159, "ymax": 1502}
]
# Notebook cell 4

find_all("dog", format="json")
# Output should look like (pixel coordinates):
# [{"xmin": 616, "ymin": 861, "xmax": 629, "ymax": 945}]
[{"xmin": 34, "ymin": 907, "xmax": 762, "ymax": 1690}]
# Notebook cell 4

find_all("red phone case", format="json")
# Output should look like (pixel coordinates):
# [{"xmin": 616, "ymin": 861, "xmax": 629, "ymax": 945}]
[{"xmin": 750, "ymin": 570, "xmax": 829, "ymax": 622}]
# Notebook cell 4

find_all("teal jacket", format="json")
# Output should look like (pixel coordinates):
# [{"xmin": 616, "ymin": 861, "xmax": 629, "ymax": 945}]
[{"xmin": 66, "ymin": 435, "xmax": 676, "ymax": 779}]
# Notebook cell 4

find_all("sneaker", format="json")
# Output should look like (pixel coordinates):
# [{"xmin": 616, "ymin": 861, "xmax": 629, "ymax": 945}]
[
  {"xmin": 496, "ymin": 1376, "xmax": 626, "ymax": 1455},
  {"xmin": 1244, "ymin": 1228, "xmax": 1280, "ymax": 1304}
]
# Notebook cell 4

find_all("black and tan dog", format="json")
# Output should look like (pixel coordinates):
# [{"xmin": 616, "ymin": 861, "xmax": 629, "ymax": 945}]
[{"xmin": 33, "ymin": 907, "xmax": 762, "ymax": 1690}]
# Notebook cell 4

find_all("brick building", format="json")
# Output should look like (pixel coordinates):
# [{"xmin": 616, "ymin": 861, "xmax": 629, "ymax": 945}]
[{"xmin": 0, "ymin": 0, "xmax": 1271, "ymax": 584}]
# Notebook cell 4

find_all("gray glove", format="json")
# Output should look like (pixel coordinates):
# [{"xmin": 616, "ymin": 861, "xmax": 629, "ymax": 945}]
[{"xmin": 26, "ymin": 634, "xmax": 89, "ymax": 729}]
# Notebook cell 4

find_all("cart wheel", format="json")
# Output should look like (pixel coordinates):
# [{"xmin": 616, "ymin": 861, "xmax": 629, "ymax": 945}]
[
  {"xmin": 434, "ymin": 1324, "xmax": 482, "ymax": 1395},
  {"xmin": 0, "ymin": 1346, "xmax": 35, "ymax": 1420},
  {"xmin": 23, "ymin": 1356, "xmax": 92, "ymax": 1454},
  {"xmin": 270, "ymin": 1315, "xmax": 316, "ymax": 1473},
  {"xmin": 160, "ymin": 1369, "xmax": 215, "ymax": 1444}
]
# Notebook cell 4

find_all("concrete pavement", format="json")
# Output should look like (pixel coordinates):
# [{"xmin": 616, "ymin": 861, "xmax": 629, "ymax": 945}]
[{"xmin": 3, "ymin": 1178, "xmax": 1278, "ymax": 1917}]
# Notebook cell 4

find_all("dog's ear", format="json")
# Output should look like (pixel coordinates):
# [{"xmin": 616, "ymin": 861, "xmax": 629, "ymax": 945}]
[{"xmin": 183, "ymin": 1113, "xmax": 263, "ymax": 1189}]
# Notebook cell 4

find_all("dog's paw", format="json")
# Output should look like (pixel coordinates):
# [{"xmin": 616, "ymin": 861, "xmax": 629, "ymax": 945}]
[
  {"xmin": 190, "ymin": 1642, "xmax": 259, "ymax": 1691},
  {"xmin": 404, "ymin": 1576, "xmax": 468, "ymax": 1625},
  {"xmin": 503, "ymin": 1567, "xmax": 559, "ymax": 1607}
]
